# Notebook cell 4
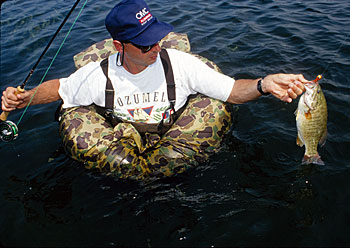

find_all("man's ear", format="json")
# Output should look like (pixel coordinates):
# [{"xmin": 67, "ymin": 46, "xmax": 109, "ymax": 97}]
[{"xmin": 113, "ymin": 40, "xmax": 123, "ymax": 52}]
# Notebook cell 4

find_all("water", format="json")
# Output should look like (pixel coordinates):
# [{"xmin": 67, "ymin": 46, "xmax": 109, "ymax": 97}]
[{"xmin": 1, "ymin": 0, "xmax": 350, "ymax": 246}]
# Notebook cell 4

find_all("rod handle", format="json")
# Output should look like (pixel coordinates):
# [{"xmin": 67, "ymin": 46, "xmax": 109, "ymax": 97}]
[{"xmin": 0, "ymin": 86, "xmax": 25, "ymax": 121}]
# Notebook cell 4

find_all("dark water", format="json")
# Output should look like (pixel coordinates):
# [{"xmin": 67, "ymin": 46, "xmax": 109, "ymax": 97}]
[{"xmin": 1, "ymin": 0, "xmax": 350, "ymax": 246}]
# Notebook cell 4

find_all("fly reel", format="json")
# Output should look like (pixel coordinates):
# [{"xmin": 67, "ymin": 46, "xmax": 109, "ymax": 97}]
[
  {"xmin": 0, "ymin": 120, "xmax": 19, "ymax": 142},
  {"xmin": 0, "ymin": 0, "xmax": 84, "ymax": 143}
]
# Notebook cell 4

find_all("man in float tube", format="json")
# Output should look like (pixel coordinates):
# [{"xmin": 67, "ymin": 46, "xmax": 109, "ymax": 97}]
[{"xmin": 2, "ymin": 0, "xmax": 307, "ymax": 131}]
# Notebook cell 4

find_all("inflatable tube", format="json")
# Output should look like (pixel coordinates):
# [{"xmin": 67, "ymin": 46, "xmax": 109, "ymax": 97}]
[{"xmin": 59, "ymin": 32, "xmax": 232, "ymax": 179}]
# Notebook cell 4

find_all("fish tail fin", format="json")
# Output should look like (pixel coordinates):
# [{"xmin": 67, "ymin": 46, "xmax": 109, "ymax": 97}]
[{"xmin": 302, "ymin": 154, "xmax": 325, "ymax": 165}]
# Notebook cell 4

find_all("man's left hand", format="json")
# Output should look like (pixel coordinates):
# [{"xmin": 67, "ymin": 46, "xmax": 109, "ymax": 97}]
[{"xmin": 263, "ymin": 74, "xmax": 309, "ymax": 103}]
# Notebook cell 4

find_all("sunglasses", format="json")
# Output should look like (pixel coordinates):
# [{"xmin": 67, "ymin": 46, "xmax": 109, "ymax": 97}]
[{"xmin": 123, "ymin": 41, "xmax": 159, "ymax": 53}]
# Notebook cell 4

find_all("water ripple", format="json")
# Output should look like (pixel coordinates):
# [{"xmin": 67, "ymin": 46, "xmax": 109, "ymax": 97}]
[{"xmin": 1, "ymin": 0, "xmax": 350, "ymax": 246}]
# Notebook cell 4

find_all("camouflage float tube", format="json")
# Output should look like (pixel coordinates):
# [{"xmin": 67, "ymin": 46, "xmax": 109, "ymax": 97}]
[{"xmin": 59, "ymin": 32, "xmax": 233, "ymax": 179}]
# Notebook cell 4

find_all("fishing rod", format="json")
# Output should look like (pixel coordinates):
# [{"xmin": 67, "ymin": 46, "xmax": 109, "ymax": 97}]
[{"xmin": 0, "ymin": 0, "xmax": 82, "ymax": 142}]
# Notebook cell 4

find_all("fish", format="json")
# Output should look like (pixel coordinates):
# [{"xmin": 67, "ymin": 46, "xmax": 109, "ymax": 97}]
[{"xmin": 295, "ymin": 75, "xmax": 327, "ymax": 165}]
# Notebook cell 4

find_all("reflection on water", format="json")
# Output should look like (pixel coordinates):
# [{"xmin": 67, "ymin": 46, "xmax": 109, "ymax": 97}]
[{"xmin": 1, "ymin": 0, "xmax": 350, "ymax": 246}]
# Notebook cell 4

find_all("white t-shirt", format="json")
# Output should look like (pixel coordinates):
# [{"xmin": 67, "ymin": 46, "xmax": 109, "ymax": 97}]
[{"xmin": 59, "ymin": 49, "xmax": 235, "ymax": 124}]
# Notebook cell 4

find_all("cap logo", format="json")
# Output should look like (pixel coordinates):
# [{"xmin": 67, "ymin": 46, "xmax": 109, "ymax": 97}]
[{"xmin": 136, "ymin": 8, "xmax": 153, "ymax": 26}]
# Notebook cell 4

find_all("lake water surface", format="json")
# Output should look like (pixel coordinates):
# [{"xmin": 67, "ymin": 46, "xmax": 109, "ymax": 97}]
[{"xmin": 1, "ymin": 0, "xmax": 350, "ymax": 246}]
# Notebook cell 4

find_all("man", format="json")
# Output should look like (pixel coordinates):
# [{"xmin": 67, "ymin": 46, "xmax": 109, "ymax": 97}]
[{"xmin": 1, "ymin": 0, "xmax": 306, "ymax": 129}]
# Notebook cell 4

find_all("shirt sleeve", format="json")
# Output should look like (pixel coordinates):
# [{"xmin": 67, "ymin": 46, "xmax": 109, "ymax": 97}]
[
  {"xmin": 168, "ymin": 49, "xmax": 235, "ymax": 102},
  {"xmin": 58, "ymin": 62, "xmax": 103, "ymax": 108}
]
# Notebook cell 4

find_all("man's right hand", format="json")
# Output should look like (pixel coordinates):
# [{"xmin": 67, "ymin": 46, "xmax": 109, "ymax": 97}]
[
  {"xmin": 2, "ymin": 79, "xmax": 62, "ymax": 113},
  {"xmin": 1, "ymin": 87, "xmax": 31, "ymax": 112}
]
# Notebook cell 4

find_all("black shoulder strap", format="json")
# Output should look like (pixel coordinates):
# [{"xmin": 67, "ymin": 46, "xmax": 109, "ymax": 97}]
[
  {"xmin": 101, "ymin": 51, "xmax": 175, "ymax": 110},
  {"xmin": 158, "ymin": 49, "xmax": 177, "ymax": 131},
  {"xmin": 160, "ymin": 49, "xmax": 176, "ymax": 105},
  {"xmin": 100, "ymin": 58, "xmax": 114, "ymax": 109},
  {"xmin": 99, "ymin": 51, "xmax": 178, "ymax": 131}
]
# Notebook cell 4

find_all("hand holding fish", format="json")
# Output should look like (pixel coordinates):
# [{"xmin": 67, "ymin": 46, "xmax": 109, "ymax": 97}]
[
  {"xmin": 227, "ymin": 73, "xmax": 309, "ymax": 104},
  {"xmin": 262, "ymin": 74, "xmax": 310, "ymax": 103}
]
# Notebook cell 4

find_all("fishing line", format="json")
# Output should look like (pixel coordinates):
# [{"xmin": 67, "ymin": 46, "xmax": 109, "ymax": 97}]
[
  {"xmin": 0, "ymin": 0, "xmax": 88, "ymax": 142},
  {"xmin": 320, "ymin": 30, "xmax": 350, "ymax": 77},
  {"xmin": 17, "ymin": 0, "xmax": 89, "ymax": 127},
  {"xmin": 19, "ymin": 0, "xmax": 83, "ymax": 90}
]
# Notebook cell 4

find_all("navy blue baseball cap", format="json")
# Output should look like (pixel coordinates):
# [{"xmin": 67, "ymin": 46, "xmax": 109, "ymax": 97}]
[{"xmin": 105, "ymin": 0, "xmax": 173, "ymax": 46}]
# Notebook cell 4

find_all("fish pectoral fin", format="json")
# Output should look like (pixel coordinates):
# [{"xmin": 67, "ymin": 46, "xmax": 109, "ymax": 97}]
[
  {"xmin": 304, "ymin": 111, "xmax": 312, "ymax": 120},
  {"xmin": 296, "ymin": 135, "xmax": 304, "ymax": 147},
  {"xmin": 319, "ymin": 128, "xmax": 327, "ymax": 147}
]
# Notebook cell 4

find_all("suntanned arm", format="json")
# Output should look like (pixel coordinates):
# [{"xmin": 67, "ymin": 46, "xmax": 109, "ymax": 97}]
[
  {"xmin": 2, "ymin": 73, "xmax": 308, "ymax": 111},
  {"xmin": 227, "ymin": 78, "xmax": 261, "ymax": 104},
  {"xmin": 226, "ymin": 73, "xmax": 308, "ymax": 104},
  {"xmin": 1, "ymin": 79, "xmax": 61, "ymax": 111}
]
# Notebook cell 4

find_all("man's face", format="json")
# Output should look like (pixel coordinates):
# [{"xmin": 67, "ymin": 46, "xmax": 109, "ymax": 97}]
[{"xmin": 123, "ymin": 42, "xmax": 161, "ymax": 69}]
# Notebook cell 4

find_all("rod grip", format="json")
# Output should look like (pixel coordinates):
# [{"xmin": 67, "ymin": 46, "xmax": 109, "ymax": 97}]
[{"xmin": 0, "ymin": 86, "xmax": 25, "ymax": 121}]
